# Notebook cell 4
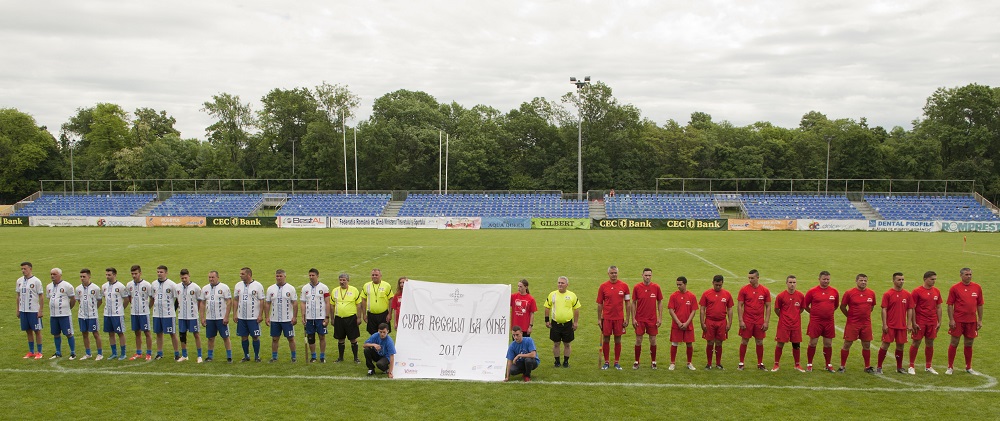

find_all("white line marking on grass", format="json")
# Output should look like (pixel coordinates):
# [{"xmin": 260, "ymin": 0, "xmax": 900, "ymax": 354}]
[
  {"xmin": 349, "ymin": 246, "xmax": 422, "ymax": 269},
  {"xmin": 964, "ymin": 251, "xmax": 1000, "ymax": 258},
  {"xmin": 680, "ymin": 250, "xmax": 738, "ymax": 278},
  {"xmin": 3, "ymin": 367, "xmax": 996, "ymax": 393}
]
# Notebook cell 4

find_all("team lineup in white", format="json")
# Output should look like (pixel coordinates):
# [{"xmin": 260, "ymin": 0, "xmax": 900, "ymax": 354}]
[{"xmin": 15, "ymin": 262, "xmax": 985, "ymax": 381}]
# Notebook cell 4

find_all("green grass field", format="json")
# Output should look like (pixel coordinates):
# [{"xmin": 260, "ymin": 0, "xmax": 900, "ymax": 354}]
[{"xmin": 3, "ymin": 228, "xmax": 999, "ymax": 419}]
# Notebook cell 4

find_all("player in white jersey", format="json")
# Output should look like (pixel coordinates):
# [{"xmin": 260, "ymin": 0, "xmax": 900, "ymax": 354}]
[
  {"xmin": 201, "ymin": 270, "xmax": 233, "ymax": 362},
  {"xmin": 233, "ymin": 267, "xmax": 265, "ymax": 362},
  {"xmin": 150, "ymin": 265, "xmax": 180, "ymax": 361},
  {"xmin": 75, "ymin": 269, "xmax": 103, "ymax": 360},
  {"xmin": 301, "ymin": 268, "xmax": 331, "ymax": 362},
  {"xmin": 102, "ymin": 268, "xmax": 129, "ymax": 360},
  {"xmin": 176, "ymin": 269, "xmax": 204, "ymax": 362},
  {"xmin": 47, "ymin": 268, "xmax": 77, "ymax": 359},
  {"xmin": 127, "ymin": 265, "xmax": 153, "ymax": 360},
  {"xmin": 266, "ymin": 269, "xmax": 299, "ymax": 362},
  {"xmin": 16, "ymin": 262, "xmax": 45, "ymax": 359}
]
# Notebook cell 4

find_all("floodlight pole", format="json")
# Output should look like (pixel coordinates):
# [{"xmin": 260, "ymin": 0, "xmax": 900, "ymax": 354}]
[
  {"xmin": 824, "ymin": 135, "xmax": 832, "ymax": 194},
  {"xmin": 343, "ymin": 110, "xmax": 348, "ymax": 194},
  {"xmin": 438, "ymin": 130, "xmax": 443, "ymax": 193},
  {"xmin": 571, "ymin": 76, "xmax": 591, "ymax": 199},
  {"xmin": 445, "ymin": 133, "xmax": 450, "ymax": 194},
  {"xmin": 69, "ymin": 139, "xmax": 75, "ymax": 193},
  {"xmin": 354, "ymin": 128, "xmax": 358, "ymax": 193}
]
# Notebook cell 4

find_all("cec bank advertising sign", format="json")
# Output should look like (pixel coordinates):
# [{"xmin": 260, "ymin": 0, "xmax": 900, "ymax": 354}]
[{"xmin": 393, "ymin": 280, "xmax": 509, "ymax": 381}]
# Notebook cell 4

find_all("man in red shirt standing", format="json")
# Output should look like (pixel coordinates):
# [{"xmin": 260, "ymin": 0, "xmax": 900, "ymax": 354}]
[
  {"xmin": 668, "ymin": 276, "xmax": 698, "ymax": 371},
  {"xmin": 804, "ymin": 270, "xmax": 839, "ymax": 372},
  {"xmin": 909, "ymin": 271, "xmax": 942, "ymax": 374},
  {"xmin": 737, "ymin": 269, "xmax": 771, "ymax": 370},
  {"xmin": 772, "ymin": 275, "xmax": 805, "ymax": 372},
  {"xmin": 877, "ymin": 272, "xmax": 914, "ymax": 374},
  {"xmin": 597, "ymin": 266, "xmax": 630, "ymax": 370},
  {"xmin": 700, "ymin": 275, "xmax": 733, "ymax": 370},
  {"xmin": 839, "ymin": 273, "xmax": 876, "ymax": 373},
  {"xmin": 630, "ymin": 268, "xmax": 663, "ymax": 369},
  {"xmin": 946, "ymin": 267, "xmax": 984, "ymax": 375}
]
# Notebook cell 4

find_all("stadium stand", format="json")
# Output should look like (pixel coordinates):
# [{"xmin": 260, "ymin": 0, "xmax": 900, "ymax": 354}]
[
  {"xmin": 741, "ymin": 194, "xmax": 865, "ymax": 219},
  {"xmin": 13, "ymin": 194, "xmax": 155, "ymax": 217},
  {"xmin": 397, "ymin": 193, "xmax": 588, "ymax": 218},
  {"xmin": 148, "ymin": 194, "xmax": 262, "ymax": 217},
  {"xmin": 864, "ymin": 195, "xmax": 999, "ymax": 221},
  {"xmin": 275, "ymin": 194, "xmax": 391, "ymax": 217},
  {"xmin": 604, "ymin": 193, "xmax": 720, "ymax": 219}
]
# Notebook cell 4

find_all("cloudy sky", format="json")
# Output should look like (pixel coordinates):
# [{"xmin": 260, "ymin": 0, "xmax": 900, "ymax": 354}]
[{"xmin": 3, "ymin": 0, "xmax": 997, "ymax": 140}]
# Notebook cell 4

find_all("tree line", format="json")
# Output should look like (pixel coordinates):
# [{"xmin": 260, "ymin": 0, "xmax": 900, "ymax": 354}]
[{"xmin": 1, "ymin": 82, "xmax": 998, "ymax": 203}]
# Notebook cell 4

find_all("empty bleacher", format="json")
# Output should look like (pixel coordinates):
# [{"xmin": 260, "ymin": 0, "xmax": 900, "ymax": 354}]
[
  {"xmin": 864, "ymin": 195, "xmax": 999, "ymax": 221},
  {"xmin": 604, "ymin": 193, "xmax": 720, "ymax": 219},
  {"xmin": 398, "ymin": 193, "xmax": 588, "ymax": 218},
  {"xmin": 741, "ymin": 194, "xmax": 864, "ymax": 219},
  {"xmin": 275, "ymin": 194, "xmax": 391, "ymax": 217},
  {"xmin": 148, "ymin": 194, "xmax": 262, "ymax": 217},
  {"xmin": 13, "ymin": 194, "xmax": 155, "ymax": 217}
]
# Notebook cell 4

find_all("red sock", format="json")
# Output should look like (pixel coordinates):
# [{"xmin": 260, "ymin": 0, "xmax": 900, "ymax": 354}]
[
  {"xmin": 877, "ymin": 348, "xmax": 887, "ymax": 368},
  {"xmin": 964, "ymin": 346, "xmax": 973, "ymax": 369},
  {"xmin": 686, "ymin": 345, "xmax": 693, "ymax": 363},
  {"xmin": 774, "ymin": 346, "xmax": 783, "ymax": 365},
  {"xmin": 862, "ymin": 349, "xmax": 871, "ymax": 367},
  {"xmin": 807, "ymin": 345, "xmax": 816, "ymax": 365},
  {"xmin": 948, "ymin": 344, "xmax": 957, "ymax": 368},
  {"xmin": 908, "ymin": 345, "xmax": 918, "ymax": 367},
  {"xmin": 925, "ymin": 346, "xmax": 933, "ymax": 369},
  {"xmin": 650, "ymin": 345, "xmax": 657, "ymax": 362},
  {"xmin": 894, "ymin": 349, "xmax": 903, "ymax": 369},
  {"xmin": 634, "ymin": 345, "xmax": 641, "ymax": 362},
  {"xmin": 715, "ymin": 344, "xmax": 723, "ymax": 366},
  {"xmin": 614, "ymin": 342, "xmax": 621, "ymax": 363},
  {"xmin": 706, "ymin": 344, "xmax": 714, "ymax": 366},
  {"xmin": 602, "ymin": 342, "xmax": 609, "ymax": 362},
  {"xmin": 739, "ymin": 344, "xmax": 747, "ymax": 364},
  {"xmin": 755, "ymin": 344, "xmax": 764, "ymax": 365},
  {"xmin": 840, "ymin": 349, "xmax": 849, "ymax": 367},
  {"xmin": 670, "ymin": 345, "xmax": 678, "ymax": 364},
  {"xmin": 823, "ymin": 346, "xmax": 832, "ymax": 366},
  {"xmin": 792, "ymin": 346, "xmax": 801, "ymax": 365}
]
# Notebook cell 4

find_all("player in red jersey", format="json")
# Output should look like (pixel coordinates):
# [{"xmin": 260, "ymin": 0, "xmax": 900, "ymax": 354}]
[
  {"xmin": 630, "ymin": 268, "xmax": 663, "ymax": 369},
  {"xmin": 909, "ymin": 271, "xmax": 942, "ymax": 374},
  {"xmin": 839, "ymin": 274, "xmax": 876, "ymax": 373},
  {"xmin": 803, "ymin": 270, "xmax": 839, "ymax": 372},
  {"xmin": 946, "ymin": 267, "xmax": 984, "ymax": 375},
  {"xmin": 597, "ymin": 266, "xmax": 630, "ymax": 370},
  {"xmin": 877, "ymin": 272, "xmax": 914, "ymax": 374},
  {"xmin": 737, "ymin": 269, "xmax": 771, "ymax": 370},
  {"xmin": 772, "ymin": 275, "xmax": 805, "ymax": 372},
  {"xmin": 668, "ymin": 276, "xmax": 698, "ymax": 371},
  {"xmin": 700, "ymin": 275, "xmax": 734, "ymax": 370},
  {"xmin": 510, "ymin": 279, "xmax": 537, "ymax": 337}
]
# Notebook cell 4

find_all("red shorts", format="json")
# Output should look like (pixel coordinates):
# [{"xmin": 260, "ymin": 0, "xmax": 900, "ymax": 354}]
[
  {"xmin": 739, "ymin": 323, "xmax": 766, "ymax": 340},
  {"xmin": 601, "ymin": 319, "xmax": 625, "ymax": 336},
  {"xmin": 949, "ymin": 322, "xmax": 979, "ymax": 339},
  {"xmin": 807, "ymin": 319, "xmax": 836, "ymax": 339},
  {"xmin": 702, "ymin": 320, "xmax": 728, "ymax": 341},
  {"xmin": 635, "ymin": 320, "xmax": 658, "ymax": 336},
  {"xmin": 670, "ymin": 325, "xmax": 695, "ymax": 343},
  {"xmin": 881, "ymin": 328, "xmax": 908, "ymax": 344},
  {"xmin": 775, "ymin": 326, "xmax": 802, "ymax": 343},
  {"xmin": 843, "ymin": 323, "xmax": 873, "ymax": 342},
  {"xmin": 911, "ymin": 323, "xmax": 938, "ymax": 340}
]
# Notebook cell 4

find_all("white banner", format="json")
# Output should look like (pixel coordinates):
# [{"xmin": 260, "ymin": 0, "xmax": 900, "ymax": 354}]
[
  {"xmin": 796, "ymin": 219, "xmax": 870, "ymax": 231},
  {"xmin": 30, "ymin": 216, "xmax": 90, "ymax": 227},
  {"xmin": 277, "ymin": 216, "xmax": 328, "ymax": 228},
  {"xmin": 941, "ymin": 221, "xmax": 1000, "ymax": 232},
  {"xmin": 441, "ymin": 217, "xmax": 482, "ymax": 230},
  {"xmin": 867, "ymin": 220, "xmax": 941, "ymax": 232},
  {"xmin": 393, "ymin": 280, "xmax": 510, "ymax": 381},
  {"xmin": 329, "ymin": 217, "xmax": 442, "ymax": 229},
  {"xmin": 88, "ymin": 217, "xmax": 147, "ymax": 227}
]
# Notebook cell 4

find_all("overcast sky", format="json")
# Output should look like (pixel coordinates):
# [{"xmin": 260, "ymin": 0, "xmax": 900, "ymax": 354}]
[{"xmin": 2, "ymin": 1, "xmax": 998, "ymax": 140}]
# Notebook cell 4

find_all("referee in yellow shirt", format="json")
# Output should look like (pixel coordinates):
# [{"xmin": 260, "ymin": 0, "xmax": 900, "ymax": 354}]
[
  {"xmin": 545, "ymin": 276, "xmax": 581, "ymax": 368},
  {"xmin": 361, "ymin": 269, "xmax": 393, "ymax": 335},
  {"xmin": 331, "ymin": 273, "xmax": 362, "ymax": 363}
]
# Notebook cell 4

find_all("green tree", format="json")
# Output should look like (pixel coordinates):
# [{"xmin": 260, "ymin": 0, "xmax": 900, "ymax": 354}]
[{"xmin": 0, "ymin": 109, "xmax": 61, "ymax": 200}]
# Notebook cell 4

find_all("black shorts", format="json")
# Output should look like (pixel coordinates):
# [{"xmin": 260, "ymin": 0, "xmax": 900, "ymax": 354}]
[
  {"xmin": 333, "ymin": 315, "xmax": 360, "ymax": 341},
  {"xmin": 367, "ymin": 311, "xmax": 389, "ymax": 334},
  {"xmin": 550, "ymin": 321, "xmax": 575, "ymax": 343}
]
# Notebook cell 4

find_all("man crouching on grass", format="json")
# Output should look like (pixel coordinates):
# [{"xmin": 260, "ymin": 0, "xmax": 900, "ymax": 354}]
[
  {"xmin": 363, "ymin": 323, "xmax": 395, "ymax": 377},
  {"xmin": 506, "ymin": 325, "xmax": 539, "ymax": 382}
]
